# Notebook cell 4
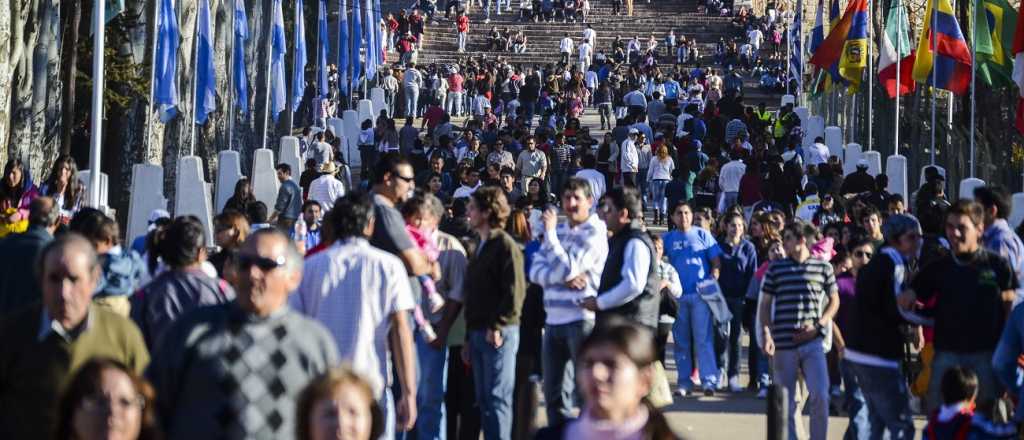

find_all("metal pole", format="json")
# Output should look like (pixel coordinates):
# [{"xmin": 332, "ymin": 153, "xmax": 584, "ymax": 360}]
[
  {"xmin": 261, "ymin": 9, "xmax": 274, "ymax": 150},
  {"xmin": 786, "ymin": 21, "xmax": 791, "ymax": 96},
  {"xmin": 189, "ymin": 4, "xmax": 201, "ymax": 158},
  {"xmin": 227, "ymin": 0, "xmax": 236, "ymax": 152},
  {"xmin": 893, "ymin": 1, "xmax": 900, "ymax": 156},
  {"xmin": 88, "ymin": 0, "xmax": 104, "ymax": 208},
  {"xmin": 852, "ymin": 93, "xmax": 857, "ymax": 141},
  {"xmin": 144, "ymin": 0, "xmax": 160, "ymax": 162},
  {"xmin": 969, "ymin": 0, "xmax": 976, "ymax": 177},
  {"xmin": 867, "ymin": 0, "xmax": 873, "ymax": 150},
  {"xmin": 930, "ymin": 0, "xmax": 937, "ymax": 165}
]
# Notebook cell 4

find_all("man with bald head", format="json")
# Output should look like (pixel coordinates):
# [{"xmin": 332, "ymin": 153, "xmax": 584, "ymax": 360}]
[
  {"xmin": 148, "ymin": 228, "xmax": 338, "ymax": 439},
  {"xmin": 0, "ymin": 196, "xmax": 60, "ymax": 313},
  {"xmin": 0, "ymin": 233, "xmax": 150, "ymax": 439}
]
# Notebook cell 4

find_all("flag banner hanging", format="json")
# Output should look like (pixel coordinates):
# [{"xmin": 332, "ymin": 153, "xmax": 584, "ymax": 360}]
[
  {"xmin": 809, "ymin": 0, "xmax": 827, "ymax": 96},
  {"xmin": 270, "ymin": 0, "xmax": 287, "ymax": 121},
  {"xmin": 808, "ymin": 0, "xmax": 868, "ymax": 93},
  {"xmin": 317, "ymin": 0, "xmax": 329, "ymax": 97},
  {"xmin": 975, "ymin": 0, "xmax": 1017, "ymax": 87},
  {"xmin": 291, "ymin": 0, "xmax": 307, "ymax": 113},
  {"xmin": 338, "ymin": 0, "xmax": 349, "ymax": 96},
  {"xmin": 912, "ymin": 0, "xmax": 972, "ymax": 94},
  {"xmin": 364, "ymin": 0, "xmax": 377, "ymax": 80},
  {"xmin": 234, "ymin": 0, "xmax": 250, "ymax": 115},
  {"xmin": 194, "ymin": 0, "xmax": 217, "ymax": 125},
  {"xmin": 789, "ymin": 0, "xmax": 804, "ymax": 93},
  {"xmin": 154, "ymin": 0, "xmax": 180, "ymax": 123},
  {"xmin": 351, "ymin": 0, "xmax": 362, "ymax": 93},
  {"xmin": 878, "ymin": 0, "xmax": 916, "ymax": 98},
  {"xmin": 1010, "ymin": 0, "xmax": 1024, "ymax": 132}
]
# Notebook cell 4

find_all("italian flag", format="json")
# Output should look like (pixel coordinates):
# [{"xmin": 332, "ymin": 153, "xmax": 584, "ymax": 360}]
[{"xmin": 878, "ymin": 0, "xmax": 915, "ymax": 98}]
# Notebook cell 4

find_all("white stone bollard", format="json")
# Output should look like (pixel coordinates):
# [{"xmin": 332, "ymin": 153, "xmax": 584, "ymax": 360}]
[
  {"xmin": 863, "ymin": 151, "xmax": 882, "ymax": 177},
  {"xmin": 214, "ymin": 150, "xmax": 243, "ymax": 214},
  {"xmin": 885, "ymin": 155, "xmax": 909, "ymax": 203},
  {"xmin": 279, "ymin": 136, "xmax": 302, "ymax": 182},
  {"xmin": 804, "ymin": 116, "xmax": 825, "ymax": 148},
  {"xmin": 78, "ymin": 170, "xmax": 109, "ymax": 210},
  {"xmin": 824, "ymin": 126, "xmax": 843, "ymax": 160},
  {"xmin": 251, "ymin": 148, "xmax": 280, "ymax": 211},
  {"xmin": 781, "ymin": 94, "xmax": 795, "ymax": 107},
  {"xmin": 1010, "ymin": 193, "xmax": 1024, "ymax": 230},
  {"xmin": 326, "ymin": 117, "xmax": 344, "ymax": 138},
  {"xmin": 126, "ymin": 164, "xmax": 167, "ymax": 245},
  {"xmin": 174, "ymin": 156, "xmax": 215, "ymax": 244},
  {"xmin": 343, "ymin": 110, "xmax": 361, "ymax": 168},
  {"xmin": 370, "ymin": 88, "xmax": 387, "ymax": 117},
  {"xmin": 358, "ymin": 99, "xmax": 375, "ymax": 127},
  {"xmin": 844, "ymin": 143, "xmax": 863, "ymax": 176},
  {"xmin": 958, "ymin": 178, "xmax": 986, "ymax": 201}
]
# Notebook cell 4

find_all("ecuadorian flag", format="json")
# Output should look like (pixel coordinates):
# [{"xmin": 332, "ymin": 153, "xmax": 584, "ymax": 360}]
[
  {"xmin": 912, "ymin": 0, "xmax": 972, "ymax": 94},
  {"xmin": 809, "ymin": 0, "xmax": 869, "ymax": 93}
]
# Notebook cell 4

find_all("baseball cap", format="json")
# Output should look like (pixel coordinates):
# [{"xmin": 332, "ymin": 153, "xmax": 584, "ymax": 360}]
[
  {"xmin": 628, "ymin": 128, "xmax": 639, "ymax": 135},
  {"xmin": 856, "ymin": 159, "xmax": 869, "ymax": 169}
]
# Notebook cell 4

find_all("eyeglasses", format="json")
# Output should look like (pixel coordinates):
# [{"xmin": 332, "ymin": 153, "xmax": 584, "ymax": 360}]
[
  {"xmin": 395, "ymin": 174, "xmax": 416, "ymax": 183},
  {"xmin": 854, "ymin": 250, "xmax": 873, "ymax": 259},
  {"xmin": 80, "ymin": 395, "xmax": 145, "ymax": 413},
  {"xmin": 236, "ymin": 254, "xmax": 287, "ymax": 272}
]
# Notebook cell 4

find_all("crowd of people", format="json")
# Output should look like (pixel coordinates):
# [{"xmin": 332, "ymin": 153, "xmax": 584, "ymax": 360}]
[{"xmin": 7, "ymin": 2, "xmax": 1024, "ymax": 440}]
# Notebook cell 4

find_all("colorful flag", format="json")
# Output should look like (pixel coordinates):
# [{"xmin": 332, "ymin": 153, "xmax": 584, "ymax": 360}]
[
  {"xmin": 975, "ymin": 0, "xmax": 1017, "ymax": 87},
  {"xmin": 351, "ymin": 0, "xmax": 362, "ymax": 93},
  {"xmin": 364, "ymin": 0, "xmax": 377, "ymax": 80},
  {"xmin": 291, "ymin": 0, "xmax": 307, "ymax": 113},
  {"xmin": 316, "ymin": 0, "xmax": 329, "ymax": 97},
  {"xmin": 809, "ymin": 0, "xmax": 826, "ymax": 95},
  {"xmin": 912, "ymin": 0, "xmax": 972, "ymax": 94},
  {"xmin": 789, "ymin": 0, "xmax": 804, "ymax": 93},
  {"xmin": 809, "ymin": 0, "xmax": 869, "ymax": 92},
  {"xmin": 1010, "ymin": 0, "xmax": 1024, "ymax": 131},
  {"xmin": 878, "ymin": 0, "xmax": 916, "ymax": 97},
  {"xmin": 194, "ymin": 0, "xmax": 217, "ymax": 125},
  {"xmin": 153, "ymin": 0, "xmax": 180, "ymax": 123},
  {"xmin": 270, "ymin": 0, "xmax": 287, "ymax": 121},
  {"xmin": 234, "ymin": 0, "xmax": 249, "ymax": 115},
  {"xmin": 338, "ymin": 0, "xmax": 349, "ymax": 96}
]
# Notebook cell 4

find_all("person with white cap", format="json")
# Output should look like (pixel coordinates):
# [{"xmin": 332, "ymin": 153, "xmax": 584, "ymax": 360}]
[
  {"xmin": 841, "ymin": 159, "xmax": 876, "ymax": 196},
  {"xmin": 620, "ymin": 129, "xmax": 640, "ymax": 188},
  {"xmin": 130, "ymin": 208, "xmax": 171, "ymax": 256}
]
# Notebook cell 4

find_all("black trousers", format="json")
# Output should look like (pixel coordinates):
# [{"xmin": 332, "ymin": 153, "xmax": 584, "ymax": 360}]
[{"xmin": 445, "ymin": 346, "xmax": 481, "ymax": 440}]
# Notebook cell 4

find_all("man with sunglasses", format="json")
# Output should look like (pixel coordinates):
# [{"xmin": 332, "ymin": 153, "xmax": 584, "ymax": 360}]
[
  {"xmin": 842, "ymin": 215, "xmax": 921, "ymax": 438},
  {"xmin": 370, "ymin": 153, "xmax": 433, "ymax": 283},
  {"xmin": 149, "ymin": 229, "xmax": 338, "ymax": 439}
]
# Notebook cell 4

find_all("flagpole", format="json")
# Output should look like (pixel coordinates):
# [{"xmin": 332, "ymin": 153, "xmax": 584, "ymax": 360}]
[
  {"xmin": 189, "ymin": 5, "xmax": 201, "ymax": 158},
  {"xmin": 969, "ymin": 0, "xmax": 976, "ymax": 177},
  {"xmin": 893, "ymin": 1, "xmax": 900, "ymax": 156},
  {"xmin": 144, "ymin": 0, "xmax": 160, "ymax": 161},
  {"xmin": 786, "ymin": 20, "xmax": 791, "ymax": 96},
  {"xmin": 867, "ymin": 0, "xmax": 873, "ymax": 150},
  {"xmin": 262, "ymin": 11, "xmax": 274, "ymax": 151},
  {"xmin": 88, "ymin": 0, "xmax": 104, "ymax": 208},
  {"xmin": 227, "ymin": 0, "xmax": 236, "ymax": 152},
  {"xmin": 930, "ymin": 0, "xmax": 937, "ymax": 165}
]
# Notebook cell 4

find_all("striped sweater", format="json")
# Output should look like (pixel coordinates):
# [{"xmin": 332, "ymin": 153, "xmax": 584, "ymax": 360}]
[
  {"xmin": 528, "ymin": 214, "xmax": 609, "ymax": 325},
  {"xmin": 762, "ymin": 257, "xmax": 837, "ymax": 350}
]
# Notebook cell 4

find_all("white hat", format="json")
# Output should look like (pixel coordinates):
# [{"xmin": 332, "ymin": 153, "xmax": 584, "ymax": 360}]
[
  {"xmin": 628, "ymin": 128, "xmax": 639, "ymax": 135},
  {"xmin": 856, "ymin": 159, "xmax": 869, "ymax": 168}
]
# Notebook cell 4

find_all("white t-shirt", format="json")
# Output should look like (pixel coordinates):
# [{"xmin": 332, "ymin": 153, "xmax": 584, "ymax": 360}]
[
  {"xmin": 582, "ymin": 28, "xmax": 596, "ymax": 47},
  {"xmin": 748, "ymin": 29, "xmax": 764, "ymax": 48},
  {"xmin": 578, "ymin": 42, "xmax": 593, "ymax": 61},
  {"xmin": 560, "ymin": 37, "xmax": 574, "ymax": 54}
]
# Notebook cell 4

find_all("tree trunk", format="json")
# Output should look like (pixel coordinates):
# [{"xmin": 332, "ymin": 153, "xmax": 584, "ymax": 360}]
[{"xmin": 60, "ymin": 0, "xmax": 78, "ymax": 156}]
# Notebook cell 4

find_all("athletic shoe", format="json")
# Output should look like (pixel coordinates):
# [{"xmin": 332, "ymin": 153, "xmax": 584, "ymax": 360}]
[
  {"xmin": 728, "ymin": 376, "xmax": 743, "ymax": 393},
  {"xmin": 703, "ymin": 385, "xmax": 715, "ymax": 397},
  {"xmin": 675, "ymin": 388, "xmax": 690, "ymax": 398}
]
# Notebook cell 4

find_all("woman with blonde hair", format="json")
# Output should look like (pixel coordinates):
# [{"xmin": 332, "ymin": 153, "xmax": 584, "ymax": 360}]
[
  {"xmin": 296, "ymin": 366, "xmax": 384, "ymax": 440},
  {"xmin": 208, "ymin": 211, "xmax": 251, "ymax": 280},
  {"xmin": 646, "ymin": 144, "xmax": 675, "ymax": 225}
]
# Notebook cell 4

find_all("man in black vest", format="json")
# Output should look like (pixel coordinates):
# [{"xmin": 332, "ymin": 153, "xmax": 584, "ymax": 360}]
[{"xmin": 582, "ymin": 186, "xmax": 659, "ymax": 330}]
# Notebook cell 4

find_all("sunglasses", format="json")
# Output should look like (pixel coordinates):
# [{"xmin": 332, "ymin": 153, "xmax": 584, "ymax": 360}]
[
  {"xmin": 236, "ymin": 254, "xmax": 287, "ymax": 272},
  {"xmin": 854, "ymin": 250, "xmax": 873, "ymax": 259},
  {"xmin": 395, "ymin": 174, "xmax": 416, "ymax": 183}
]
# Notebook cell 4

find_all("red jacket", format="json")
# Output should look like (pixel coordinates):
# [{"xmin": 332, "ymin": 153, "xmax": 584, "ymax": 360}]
[{"xmin": 456, "ymin": 16, "xmax": 469, "ymax": 33}]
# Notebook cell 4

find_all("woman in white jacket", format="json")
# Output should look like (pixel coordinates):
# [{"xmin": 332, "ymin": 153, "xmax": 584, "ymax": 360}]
[{"xmin": 645, "ymin": 144, "xmax": 675, "ymax": 225}]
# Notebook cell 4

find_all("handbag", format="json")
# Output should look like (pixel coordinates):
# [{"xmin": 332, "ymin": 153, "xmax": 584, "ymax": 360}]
[{"xmin": 646, "ymin": 361, "xmax": 673, "ymax": 408}]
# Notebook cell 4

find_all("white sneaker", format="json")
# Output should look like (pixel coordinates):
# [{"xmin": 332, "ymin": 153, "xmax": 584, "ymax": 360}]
[
  {"xmin": 675, "ymin": 388, "xmax": 690, "ymax": 398},
  {"xmin": 484, "ymin": 18, "xmax": 491, "ymax": 23},
  {"xmin": 757, "ymin": 388, "xmax": 768, "ymax": 399},
  {"xmin": 728, "ymin": 376, "xmax": 743, "ymax": 392}
]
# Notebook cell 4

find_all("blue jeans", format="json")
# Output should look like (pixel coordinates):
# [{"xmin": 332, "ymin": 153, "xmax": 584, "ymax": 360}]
[
  {"xmin": 773, "ymin": 340, "xmax": 829, "ymax": 440},
  {"xmin": 846, "ymin": 361, "xmax": 915, "ymax": 440},
  {"xmin": 673, "ymin": 294, "xmax": 718, "ymax": 389},
  {"xmin": 405, "ymin": 86, "xmax": 420, "ymax": 118},
  {"xmin": 541, "ymin": 320, "xmax": 593, "ymax": 426},
  {"xmin": 649, "ymin": 179, "xmax": 668, "ymax": 214},
  {"xmin": 416, "ymin": 332, "xmax": 448, "ymax": 440},
  {"xmin": 468, "ymin": 326, "xmax": 520, "ymax": 440},
  {"xmin": 839, "ymin": 360, "xmax": 870, "ymax": 440}
]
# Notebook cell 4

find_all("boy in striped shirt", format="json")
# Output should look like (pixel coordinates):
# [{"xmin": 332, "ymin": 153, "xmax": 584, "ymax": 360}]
[{"xmin": 759, "ymin": 220, "xmax": 840, "ymax": 440}]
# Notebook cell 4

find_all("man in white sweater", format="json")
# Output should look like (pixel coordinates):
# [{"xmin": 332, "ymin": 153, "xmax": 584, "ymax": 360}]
[{"xmin": 620, "ymin": 129, "xmax": 640, "ymax": 188}]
